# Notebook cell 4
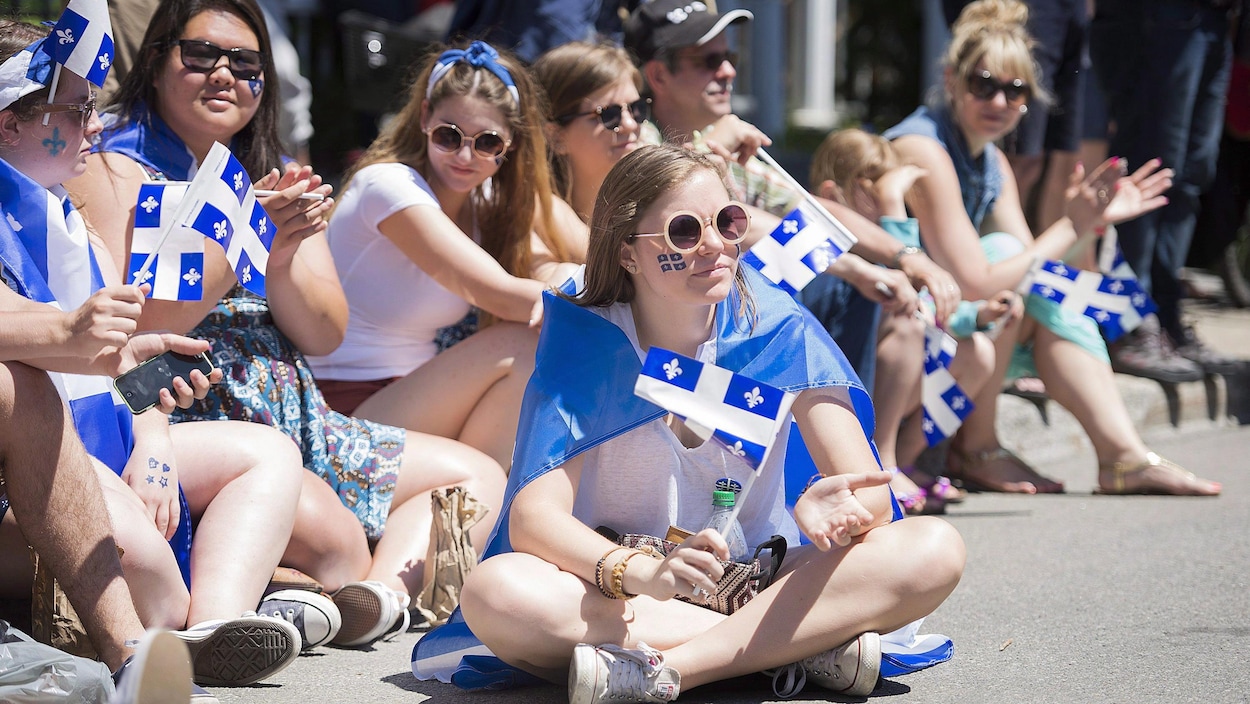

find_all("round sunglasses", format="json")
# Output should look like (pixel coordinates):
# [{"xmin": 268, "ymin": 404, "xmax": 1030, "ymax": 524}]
[
  {"xmin": 425, "ymin": 123, "xmax": 512, "ymax": 160},
  {"xmin": 37, "ymin": 95, "xmax": 97, "ymax": 129},
  {"xmin": 628, "ymin": 202, "xmax": 751, "ymax": 254},
  {"xmin": 176, "ymin": 40, "xmax": 265, "ymax": 81},
  {"xmin": 966, "ymin": 70, "xmax": 1031, "ymax": 105},
  {"xmin": 555, "ymin": 98, "xmax": 651, "ymax": 132}
]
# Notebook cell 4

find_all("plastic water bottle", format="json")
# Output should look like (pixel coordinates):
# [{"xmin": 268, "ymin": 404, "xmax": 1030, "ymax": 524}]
[{"xmin": 703, "ymin": 490, "xmax": 748, "ymax": 561}]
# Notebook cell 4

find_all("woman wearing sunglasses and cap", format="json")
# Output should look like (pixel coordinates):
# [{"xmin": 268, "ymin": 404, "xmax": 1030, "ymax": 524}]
[
  {"xmin": 883, "ymin": 0, "xmax": 1218, "ymax": 496},
  {"xmin": 426, "ymin": 144, "xmax": 966, "ymax": 702},
  {"xmin": 70, "ymin": 0, "xmax": 510, "ymax": 648}
]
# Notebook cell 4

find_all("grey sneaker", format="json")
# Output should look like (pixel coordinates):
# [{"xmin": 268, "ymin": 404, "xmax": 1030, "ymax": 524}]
[
  {"xmin": 173, "ymin": 615, "xmax": 300, "ymax": 686},
  {"xmin": 110, "ymin": 629, "xmax": 192, "ymax": 704},
  {"xmin": 1109, "ymin": 317, "xmax": 1203, "ymax": 383},
  {"xmin": 569, "ymin": 642, "xmax": 680, "ymax": 704},
  {"xmin": 770, "ymin": 632, "xmax": 881, "ymax": 698},
  {"xmin": 258, "ymin": 589, "xmax": 342, "ymax": 649},
  {"xmin": 330, "ymin": 580, "xmax": 411, "ymax": 647}
]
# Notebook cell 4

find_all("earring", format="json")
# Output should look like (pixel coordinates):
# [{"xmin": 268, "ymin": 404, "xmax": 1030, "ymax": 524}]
[
  {"xmin": 1019, "ymin": 104, "xmax": 1029, "ymax": 115},
  {"xmin": 625, "ymin": 263, "xmax": 637, "ymax": 274}
]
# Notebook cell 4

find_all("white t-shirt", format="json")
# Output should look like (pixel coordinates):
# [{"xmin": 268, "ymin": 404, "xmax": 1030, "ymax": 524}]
[
  {"xmin": 308, "ymin": 162, "xmax": 472, "ymax": 381},
  {"xmin": 569, "ymin": 303, "xmax": 801, "ymax": 548}
]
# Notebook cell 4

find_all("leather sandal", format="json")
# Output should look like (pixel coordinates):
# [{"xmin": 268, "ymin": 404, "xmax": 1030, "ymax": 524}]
[
  {"xmin": 947, "ymin": 446, "xmax": 1065, "ymax": 494},
  {"xmin": 1095, "ymin": 452, "xmax": 1221, "ymax": 496}
]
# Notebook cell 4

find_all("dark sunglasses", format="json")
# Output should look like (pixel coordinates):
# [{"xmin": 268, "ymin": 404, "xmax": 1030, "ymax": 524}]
[
  {"xmin": 555, "ymin": 98, "xmax": 651, "ymax": 132},
  {"xmin": 37, "ymin": 95, "xmax": 96, "ymax": 129},
  {"xmin": 176, "ymin": 39, "xmax": 265, "ymax": 81},
  {"xmin": 681, "ymin": 49, "xmax": 738, "ymax": 72},
  {"xmin": 426, "ymin": 123, "xmax": 512, "ymax": 160},
  {"xmin": 628, "ymin": 202, "xmax": 751, "ymax": 254},
  {"xmin": 966, "ymin": 70, "xmax": 1031, "ymax": 105}
]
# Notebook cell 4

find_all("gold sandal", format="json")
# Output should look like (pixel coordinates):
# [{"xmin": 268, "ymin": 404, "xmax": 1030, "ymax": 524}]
[
  {"xmin": 1095, "ymin": 452, "xmax": 1221, "ymax": 496},
  {"xmin": 947, "ymin": 446, "xmax": 1065, "ymax": 494}
]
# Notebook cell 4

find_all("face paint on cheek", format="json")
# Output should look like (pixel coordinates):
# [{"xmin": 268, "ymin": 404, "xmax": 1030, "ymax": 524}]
[
  {"xmin": 248, "ymin": 79, "xmax": 264, "ymax": 98},
  {"xmin": 42, "ymin": 127, "xmax": 66, "ymax": 156},
  {"xmin": 657, "ymin": 253, "xmax": 686, "ymax": 273}
]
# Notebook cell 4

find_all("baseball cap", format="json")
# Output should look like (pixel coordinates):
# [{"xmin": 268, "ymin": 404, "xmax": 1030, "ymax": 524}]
[{"xmin": 624, "ymin": 1, "xmax": 754, "ymax": 65}]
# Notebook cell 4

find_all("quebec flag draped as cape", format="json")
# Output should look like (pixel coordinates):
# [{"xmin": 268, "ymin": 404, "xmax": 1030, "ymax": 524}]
[{"xmin": 412, "ymin": 265, "xmax": 939, "ymax": 689}]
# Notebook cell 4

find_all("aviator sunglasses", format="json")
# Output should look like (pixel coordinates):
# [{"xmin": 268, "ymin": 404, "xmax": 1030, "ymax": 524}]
[
  {"xmin": 425, "ymin": 123, "xmax": 512, "ymax": 160},
  {"xmin": 555, "ymin": 98, "xmax": 651, "ymax": 132},
  {"xmin": 966, "ymin": 70, "xmax": 1031, "ymax": 105},
  {"xmin": 628, "ymin": 202, "xmax": 751, "ymax": 254},
  {"xmin": 37, "ymin": 95, "xmax": 96, "ymax": 129},
  {"xmin": 176, "ymin": 40, "xmax": 265, "ymax": 81}
]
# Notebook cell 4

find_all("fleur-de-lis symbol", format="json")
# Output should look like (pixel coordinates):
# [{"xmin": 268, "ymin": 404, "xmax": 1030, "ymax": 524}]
[
  {"xmin": 1132, "ymin": 293, "xmax": 1146, "ymax": 307},
  {"xmin": 728, "ymin": 440, "xmax": 746, "ymax": 457},
  {"xmin": 233, "ymin": 172, "xmax": 244, "ymax": 191},
  {"xmin": 951, "ymin": 395, "xmax": 966, "ymax": 410},
  {"xmin": 241, "ymin": 265, "xmax": 252, "ymax": 283},
  {"xmin": 257, "ymin": 217, "xmax": 267, "ymax": 236},
  {"xmin": 1052, "ymin": 263, "xmax": 1068, "ymax": 276},
  {"xmin": 131, "ymin": 268, "xmax": 153, "ymax": 284},
  {"xmin": 1038, "ymin": 285, "xmax": 1054, "ymax": 298},
  {"xmin": 1095, "ymin": 310, "xmax": 1110, "ymax": 322},
  {"xmin": 213, "ymin": 220, "xmax": 228, "ymax": 240},
  {"xmin": 663, "ymin": 359, "xmax": 682, "ymax": 380},
  {"xmin": 922, "ymin": 418, "xmax": 935, "ymax": 434},
  {"xmin": 1108, "ymin": 280, "xmax": 1124, "ymax": 294},
  {"xmin": 6, "ymin": 212, "xmax": 22, "ymax": 232},
  {"xmin": 140, "ymin": 195, "xmax": 159, "ymax": 213},
  {"xmin": 56, "ymin": 28, "xmax": 74, "ymax": 44},
  {"xmin": 744, "ymin": 386, "xmax": 763, "ymax": 408},
  {"xmin": 42, "ymin": 127, "xmax": 67, "ymax": 156},
  {"xmin": 182, "ymin": 268, "xmax": 202, "ymax": 286},
  {"xmin": 98, "ymin": 53, "xmax": 110, "ymax": 71},
  {"xmin": 782, "ymin": 219, "xmax": 798, "ymax": 235}
]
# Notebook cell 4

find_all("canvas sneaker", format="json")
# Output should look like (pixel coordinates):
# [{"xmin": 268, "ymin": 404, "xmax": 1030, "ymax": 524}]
[
  {"xmin": 110, "ymin": 629, "xmax": 193, "ymax": 704},
  {"xmin": 330, "ymin": 580, "xmax": 411, "ymax": 647},
  {"xmin": 770, "ymin": 631, "xmax": 881, "ymax": 698},
  {"xmin": 569, "ymin": 642, "xmax": 681, "ymax": 704},
  {"xmin": 258, "ymin": 589, "xmax": 342, "ymax": 649},
  {"xmin": 173, "ymin": 614, "xmax": 300, "ymax": 686}
]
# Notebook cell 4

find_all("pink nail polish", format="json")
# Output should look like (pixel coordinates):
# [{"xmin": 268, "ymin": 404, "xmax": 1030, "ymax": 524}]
[{"xmin": 1109, "ymin": 156, "xmax": 1120, "ymax": 166}]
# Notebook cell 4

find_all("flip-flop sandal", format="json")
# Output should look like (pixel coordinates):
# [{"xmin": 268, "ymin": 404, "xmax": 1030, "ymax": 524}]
[{"xmin": 1095, "ymin": 451, "xmax": 1221, "ymax": 496}]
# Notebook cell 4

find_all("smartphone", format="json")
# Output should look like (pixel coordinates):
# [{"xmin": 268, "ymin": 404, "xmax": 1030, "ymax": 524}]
[{"xmin": 113, "ymin": 351, "xmax": 214, "ymax": 414}]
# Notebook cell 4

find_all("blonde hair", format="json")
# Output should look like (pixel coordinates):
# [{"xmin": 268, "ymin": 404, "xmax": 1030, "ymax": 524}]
[
  {"xmin": 943, "ymin": 0, "xmax": 1050, "ymax": 106},
  {"xmin": 810, "ymin": 129, "xmax": 900, "ymax": 204},
  {"xmin": 338, "ymin": 41, "xmax": 563, "ymax": 278}
]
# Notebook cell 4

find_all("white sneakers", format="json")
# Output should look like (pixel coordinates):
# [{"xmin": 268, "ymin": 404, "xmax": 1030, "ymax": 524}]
[
  {"xmin": 172, "ymin": 614, "xmax": 300, "ymax": 686},
  {"xmin": 569, "ymin": 642, "xmax": 681, "ymax": 704},
  {"xmin": 770, "ymin": 631, "xmax": 882, "ymax": 698},
  {"xmin": 110, "ymin": 629, "xmax": 193, "ymax": 704},
  {"xmin": 258, "ymin": 590, "xmax": 343, "ymax": 649},
  {"xmin": 329, "ymin": 580, "xmax": 412, "ymax": 647}
]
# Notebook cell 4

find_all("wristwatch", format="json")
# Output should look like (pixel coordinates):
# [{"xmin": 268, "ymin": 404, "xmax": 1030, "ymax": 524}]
[{"xmin": 890, "ymin": 245, "xmax": 923, "ymax": 269}]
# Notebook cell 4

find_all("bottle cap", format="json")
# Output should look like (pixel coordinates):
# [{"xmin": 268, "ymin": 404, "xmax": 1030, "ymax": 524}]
[{"xmin": 712, "ymin": 490, "xmax": 735, "ymax": 507}]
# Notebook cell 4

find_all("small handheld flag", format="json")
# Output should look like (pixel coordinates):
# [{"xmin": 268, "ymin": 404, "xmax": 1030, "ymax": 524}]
[
  {"xmin": 742, "ymin": 200, "xmax": 856, "ymax": 295},
  {"xmin": 1027, "ymin": 260, "xmax": 1136, "ymax": 340},
  {"xmin": 127, "ymin": 183, "xmax": 206, "ymax": 300},
  {"xmin": 920, "ymin": 324, "xmax": 974, "ymax": 446}
]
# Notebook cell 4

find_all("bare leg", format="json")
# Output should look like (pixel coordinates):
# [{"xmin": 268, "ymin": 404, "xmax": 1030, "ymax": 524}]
[
  {"xmin": 282, "ymin": 470, "xmax": 372, "ymax": 592},
  {"xmin": 463, "ymin": 517, "xmax": 964, "ymax": 686},
  {"xmin": 0, "ymin": 362, "xmax": 145, "ymax": 670},
  {"xmin": 355, "ymin": 323, "xmax": 539, "ymax": 470},
  {"xmin": 172, "ymin": 421, "xmax": 302, "ymax": 623},
  {"xmin": 872, "ymin": 313, "xmax": 924, "ymax": 469}
]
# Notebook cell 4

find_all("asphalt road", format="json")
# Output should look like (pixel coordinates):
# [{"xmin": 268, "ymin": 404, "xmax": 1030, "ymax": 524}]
[{"xmin": 209, "ymin": 420, "xmax": 1250, "ymax": 704}]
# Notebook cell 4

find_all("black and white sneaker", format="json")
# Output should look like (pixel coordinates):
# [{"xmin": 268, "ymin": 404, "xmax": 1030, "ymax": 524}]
[
  {"xmin": 258, "ymin": 589, "xmax": 343, "ymax": 649},
  {"xmin": 173, "ymin": 615, "xmax": 300, "ymax": 686}
]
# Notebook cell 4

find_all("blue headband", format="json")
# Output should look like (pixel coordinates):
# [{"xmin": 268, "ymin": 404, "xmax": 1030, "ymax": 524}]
[{"xmin": 425, "ymin": 41, "xmax": 520, "ymax": 107}]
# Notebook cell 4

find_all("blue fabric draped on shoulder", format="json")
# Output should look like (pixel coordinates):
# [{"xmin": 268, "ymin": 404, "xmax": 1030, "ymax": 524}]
[
  {"xmin": 95, "ymin": 106, "xmax": 200, "ymax": 180},
  {"xmin": 412, "ymin": 265, "xmax": 875, "ymax": 689}
]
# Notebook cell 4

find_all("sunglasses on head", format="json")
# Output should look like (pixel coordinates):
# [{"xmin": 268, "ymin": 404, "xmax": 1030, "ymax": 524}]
[
  {"xmin": 426, "ymin": 123, "xmax": 512, "ymax": 160},
  {"xmin": 681, "ymin": 50, "xmax": 738, "ymax": 72},
  {"xmin": 37, "ymin": 95, "xmax": 96, "ymax": 129},
  {"xmin": 176, "ymin": 39, "xmax": 265, "ymax": 81},
  {"xmin": 966, "ymin": 70, "xmax": 1031, "ymax": 105},
  {"xmin": 628, "ymin": 202, "xmax": 750, "ymax": 254},
  {"xmin": 556, "ymin": 98, "xmax": 650, "ymax": 132}
]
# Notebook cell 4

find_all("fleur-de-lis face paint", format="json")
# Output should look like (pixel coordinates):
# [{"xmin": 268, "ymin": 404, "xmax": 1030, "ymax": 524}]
[{"xmin": 657, "ymin": 252, "xmax": 686, "ymax": 272}]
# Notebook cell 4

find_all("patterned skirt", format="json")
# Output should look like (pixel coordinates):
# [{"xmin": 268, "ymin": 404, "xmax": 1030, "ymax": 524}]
[{"xmin": 171, "ymin": 290, "xmax": 404, "ymax": 540}]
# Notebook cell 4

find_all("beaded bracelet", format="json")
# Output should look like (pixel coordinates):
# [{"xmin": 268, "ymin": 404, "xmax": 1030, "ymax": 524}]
[
  {"xmin": 610, "ymin": 549, "xmax": 658, "ymax": 600},
  {"xmin": 595, "ymin": 547, "xmax": 629, "ymax": 599}
]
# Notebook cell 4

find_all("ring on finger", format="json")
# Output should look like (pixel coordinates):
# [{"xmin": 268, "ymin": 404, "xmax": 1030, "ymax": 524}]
[{"xmin": 1096, "ymin": 188, "xmax": 1109, "ymax": 203}]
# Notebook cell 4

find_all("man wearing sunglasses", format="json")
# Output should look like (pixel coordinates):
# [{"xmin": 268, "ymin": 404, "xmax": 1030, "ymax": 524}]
[{"xmin": 624, "ymin": 0, "xmax": 964, "ymax": 390}]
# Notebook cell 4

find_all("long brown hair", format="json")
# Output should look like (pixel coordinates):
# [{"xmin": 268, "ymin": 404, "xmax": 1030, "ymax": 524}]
[
  {"xmin": 340, "ymin": 40, "xmax": 559, "ymax": 278},
  {"xmin": 575, "ymin": 144, "xmax": 755, "ymax": 324},
  {"xmin": 108, "ymin": 0, "xmax": 284, "ymax": 179}
]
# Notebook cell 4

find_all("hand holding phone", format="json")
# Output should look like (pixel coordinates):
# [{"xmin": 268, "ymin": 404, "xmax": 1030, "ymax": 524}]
[{"xmin": 113, "ymin": 351, "xmax": 215, "ymax": 414}]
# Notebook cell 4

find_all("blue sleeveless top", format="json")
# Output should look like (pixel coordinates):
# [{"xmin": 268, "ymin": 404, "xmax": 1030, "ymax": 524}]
[{"xmin": 883, "ymin": 106, "xmax": 1003, "ymax": 231}]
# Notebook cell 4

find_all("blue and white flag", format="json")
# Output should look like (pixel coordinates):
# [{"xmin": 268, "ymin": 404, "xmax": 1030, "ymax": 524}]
[
  {"xmin": 178, "ymin": 142, "xmax": 273, "ymax": 297},
  {"xmin": 741, "ymin": 200, "xmax": 856, "ymax": 295},
  {"xmin": 0, "ymin": 39, "xmax": 56, "ymax": 112},
  {"xmin": 41, "ymin": 0, "xmax": 114, "ymax": 87},
  {"xmin": 635, "ymin": 347, "xmax": 796, "ymax": 472},
  {"xmin": 127, "ymin": 183, "xmax": 206, "ymax": 300},
  {"xmin": 921, "ymin": 324, "xmax": 973, "ymax": 446},
  {"xmin": 1028, "ymin": 259, "xmax": 1137, "ymax": 340},
  {"xmin": 1098, "ymin": 231, "xmax": 1156, "ymax": 338}
]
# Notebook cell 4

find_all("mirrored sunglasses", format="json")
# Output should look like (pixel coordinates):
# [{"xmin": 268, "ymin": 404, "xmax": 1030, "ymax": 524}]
[
  {"xmin": 426, "ymin": 123, "xmax": 512, "ymax": 160},
  {"xmin": 37, "ymin": 95, "xmax": 97, "ymax": 129},
  {"xmin": 629, "ymin": 202, "xmax": 751, "ymax": 254},
  {"xmin": 177, "ymin": 39, "xmax": 265, "ymax": 81},
  {"xmin": 966, "ymin": 70, "xmax": 1031, "ymax": 105},
  {"xmin": 556, "ymin": 98, "xmax": 651, "ymax": 132}
]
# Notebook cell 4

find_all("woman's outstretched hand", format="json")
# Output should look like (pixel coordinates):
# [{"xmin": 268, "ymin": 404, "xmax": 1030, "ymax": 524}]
[
  {"xmin": 794, "ymin": 471, "xmax": 892, "ymax": 550},
  {"xmin": 1101, "ymin": 157, "xmax": 1173, "ymax": 226},
  {"xmin": 255, "ymin": 164, "xmax": 335, "ymax": 270},
  {"xmin": 1064, "ymin": 157, "xmax": 1173, "ymax": 234}
]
